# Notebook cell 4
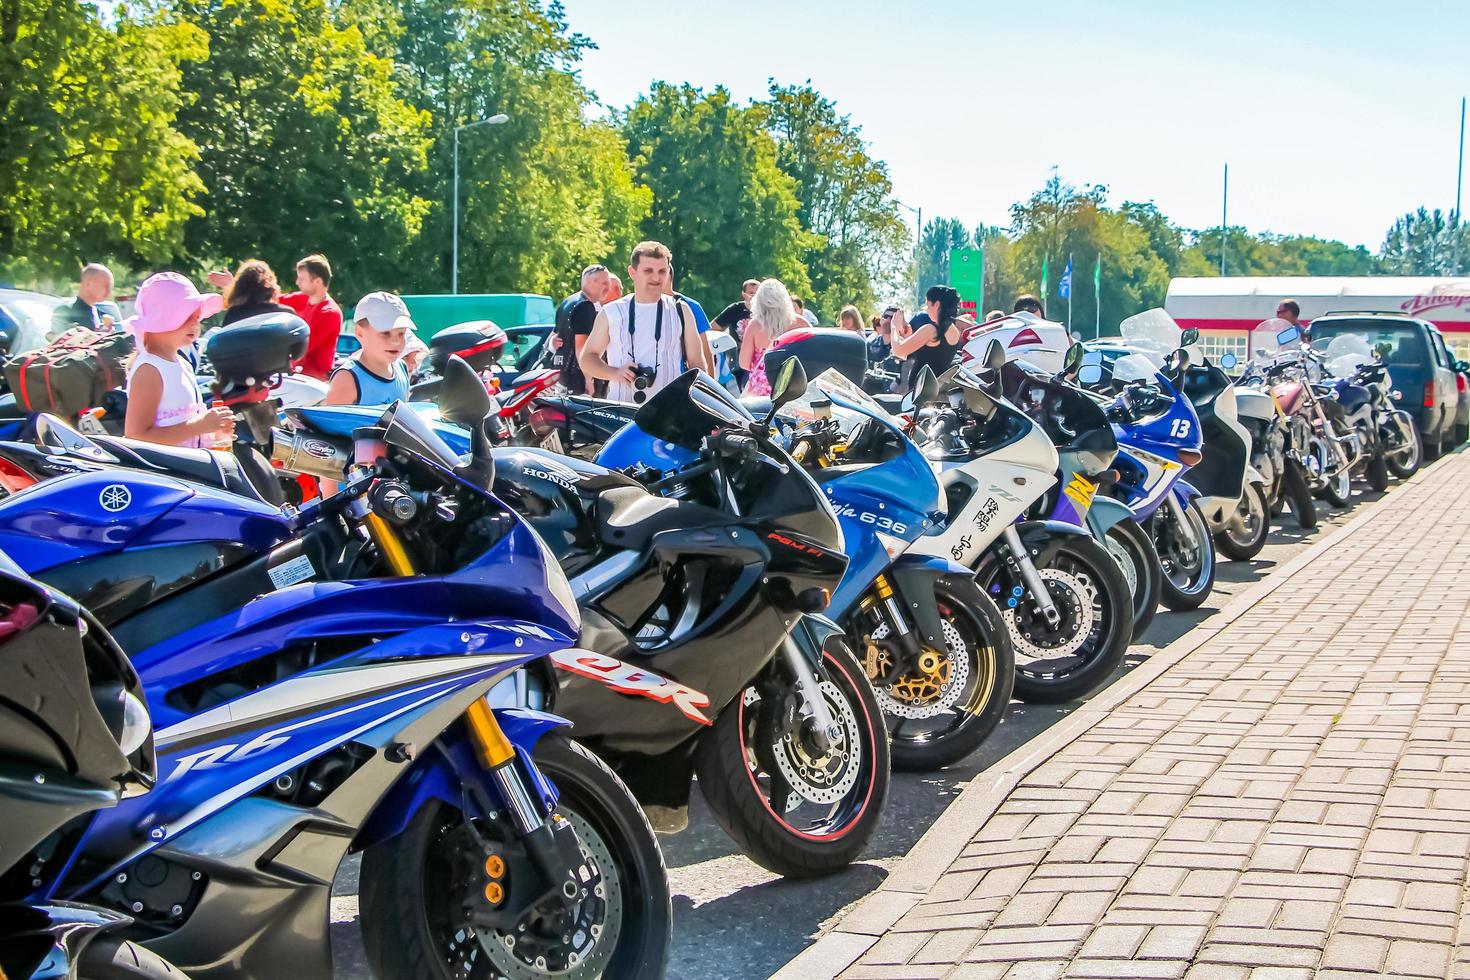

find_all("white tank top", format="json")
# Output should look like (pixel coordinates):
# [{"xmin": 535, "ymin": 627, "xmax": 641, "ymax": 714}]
[
  {"xmin": 601, "ymin": 296, "xmax": 687, "ymax": 403},
  {"xmin": 127, "ymin": 350, "xmax": 206, "ymax": 448}
]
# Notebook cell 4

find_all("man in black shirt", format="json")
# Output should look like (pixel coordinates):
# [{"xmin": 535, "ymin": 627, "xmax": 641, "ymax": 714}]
[
  {"xmin": 554, "ymin": 264, "xmax": 611, "ymax": 395},
  {"xmin": 51, "ymin": 263, "xmax": 122, "ymax": 336},
  {"xmin": 713, "ymin": 279, "xmax": 759, "ymax": 384}
]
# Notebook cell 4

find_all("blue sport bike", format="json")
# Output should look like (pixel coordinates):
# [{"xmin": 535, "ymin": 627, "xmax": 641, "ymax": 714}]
[{"xmin": 0, "ymin": 382, "xmax": 672, "ymax": 978}]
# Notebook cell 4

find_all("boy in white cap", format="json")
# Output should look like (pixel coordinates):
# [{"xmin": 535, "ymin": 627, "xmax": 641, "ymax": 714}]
[{"xmin": 323, "ymin": 291, "xmax": 414, "ymax": 407}]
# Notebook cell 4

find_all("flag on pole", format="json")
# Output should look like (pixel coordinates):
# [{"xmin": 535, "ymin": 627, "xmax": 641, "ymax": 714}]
[
  {"xmin": 1058, "ymin": 257, "xmax": 1073, "ymax": 300},
  {"xmin": 1040, "ymin": 255, "xmax": 1049, "ymax": 304},
  {"xmin": 1093, "ymin": 252, "xmax": 1102, "ymax": 338}
]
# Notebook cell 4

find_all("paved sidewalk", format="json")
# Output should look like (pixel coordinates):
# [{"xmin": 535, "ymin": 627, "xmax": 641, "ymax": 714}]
[{"xmin": 777, "ymin": 449, "xmax": 1470, "ymax": 980}]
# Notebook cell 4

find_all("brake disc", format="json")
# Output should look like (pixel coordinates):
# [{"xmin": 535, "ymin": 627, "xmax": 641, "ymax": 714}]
[
  {"xmin": 771, "ymin": 679, "xmax": 862, "ymax": 804},
  {"xmin": 870, "ymin": 620, "xmax": 972, "ymax": 720},
  {"xmin": 1004, "ymin": 568, "xmax": 1096, "ymax": 664}
]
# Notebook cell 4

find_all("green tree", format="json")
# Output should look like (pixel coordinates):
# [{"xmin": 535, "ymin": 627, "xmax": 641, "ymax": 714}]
[
  {"xmin": 368, "ymin": 0, "xmax": 648, "ymax": 295},
  {"xmin": 0, "ymin": 0, "xmax": 207, "ymax": 283},
  {"xmin": 624, "ymin": 83, "xmax": 812, "ymax": 308},
  {"xmin": 165, "ymin": 0, "xmax": 432, "ymax": 300},
  {"xmin": 916, "ymin": 217, "xmax": 972, "ymax": 299},
  {"xmin": 1379, "ymin": 208, "xmax": 1467, "ymax": 275},
  {"xmin": 764, "ymin": 82, "xmax": 907, "ymax": 318}
]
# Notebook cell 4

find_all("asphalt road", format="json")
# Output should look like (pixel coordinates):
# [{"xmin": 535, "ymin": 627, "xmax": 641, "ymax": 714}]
[{"xmin": 328, "ymin": 490, "xmax": 1378, "ymax": 980}]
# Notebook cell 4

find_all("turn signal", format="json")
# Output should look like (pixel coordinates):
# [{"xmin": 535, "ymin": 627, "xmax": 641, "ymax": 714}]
[{"xmin": 1178, "ymin": 449, "xmax": 1204, "ymax": 466}]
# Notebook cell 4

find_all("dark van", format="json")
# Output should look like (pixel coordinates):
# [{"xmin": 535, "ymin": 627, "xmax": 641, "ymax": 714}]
[{"xmin": 1309, "ymin": 312, "xmax": 1461, "ymax": 458}]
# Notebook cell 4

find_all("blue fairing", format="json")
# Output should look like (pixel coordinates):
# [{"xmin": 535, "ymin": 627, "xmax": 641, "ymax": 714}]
[
  {"xmin": 1105, "ymin": 370, "xmax": 1201, "ymax": 521},
  {"xmin": 597, "ymin": 421, "xmax": 698, "ymax": 471},
  {"xmin": 295, "ymin": 403, "xmax": 473, "ymax": 455}
]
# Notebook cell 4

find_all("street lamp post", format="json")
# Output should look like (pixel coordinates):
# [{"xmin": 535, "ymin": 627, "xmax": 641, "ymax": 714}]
[
  {"xmin": 452, "ymin": 113, "xmax": 510, "ymax": 295},
  {"xmin": 896, "ymin": 200, "xmax": 922, "ymax": 308}
]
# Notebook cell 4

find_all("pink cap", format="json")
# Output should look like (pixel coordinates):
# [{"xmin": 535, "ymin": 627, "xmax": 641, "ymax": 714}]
[{"xmin": 124, "ymin": 272, "xmax": 222, "ymax": 337}]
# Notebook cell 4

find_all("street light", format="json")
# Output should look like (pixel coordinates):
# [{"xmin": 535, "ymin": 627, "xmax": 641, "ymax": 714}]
[
  {"xmin": 896, "ymin": 200, "xmax": 923, "ymax": 307},
  {"xmin": 452, "ymin": 113, "xmax": 510, "ymax": 295}
]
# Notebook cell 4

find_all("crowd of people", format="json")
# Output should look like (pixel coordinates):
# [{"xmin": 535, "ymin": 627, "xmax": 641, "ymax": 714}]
[{"xmin": 44, "ymin": 240, "xmax": 1098, "ymax": 456}]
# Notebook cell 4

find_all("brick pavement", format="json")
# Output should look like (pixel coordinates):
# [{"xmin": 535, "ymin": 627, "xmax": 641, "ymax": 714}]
[{"xmin": 776, "ymin": 449, "xmax": 1470, "ymax": 980}]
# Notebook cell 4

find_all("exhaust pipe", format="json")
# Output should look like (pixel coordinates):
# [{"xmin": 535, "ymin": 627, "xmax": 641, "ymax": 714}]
[{"xmin": 270, "ymin": 428, "xmax": 350, "ymax": 480}]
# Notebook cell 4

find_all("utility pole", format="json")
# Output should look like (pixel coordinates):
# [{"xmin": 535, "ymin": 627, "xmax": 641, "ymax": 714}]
[
  {"xmin": 1457, "ymin": 97, "xmax": 1465, "ymax": 218},
  {"xmin": 1220, "ymin": 163, "xmax": 1229, "ymax": 276}
]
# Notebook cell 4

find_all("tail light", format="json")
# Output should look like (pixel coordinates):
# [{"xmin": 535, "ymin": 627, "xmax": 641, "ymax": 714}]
[
  {"xmin": 1457, "ymin": 374, "xmax": 1466, "ymax": 394},
  {"xmin": 1424, "ymin": 381, "xmax": 1436, "ymax": 407},
  {"xmin": 0, "ymin": 455, "xmax": 37, "ymax": 493}
]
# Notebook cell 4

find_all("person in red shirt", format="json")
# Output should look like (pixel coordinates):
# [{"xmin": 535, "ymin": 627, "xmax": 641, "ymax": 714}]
[{"xmin": 278, "ymin": 254, "xmax": 342, "ymax": 380}]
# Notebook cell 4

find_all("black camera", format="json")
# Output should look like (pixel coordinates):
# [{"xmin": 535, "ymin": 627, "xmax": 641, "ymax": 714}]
[{"xmin": 630, "ymin": 364, "xmax": 657, "ymax": 403}]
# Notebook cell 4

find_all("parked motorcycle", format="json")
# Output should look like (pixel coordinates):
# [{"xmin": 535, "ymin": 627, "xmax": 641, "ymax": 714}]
[
  {"xmin": 0, "ymin": 556, "xmax": 190, "ymax": 980},
  {"xmin": 0, "ymin": 375, "xmax": 673, "ymax": 979},
  {"xmin": 1233, "ymin": 376, "xmax": 1318, "ymax": 531}
]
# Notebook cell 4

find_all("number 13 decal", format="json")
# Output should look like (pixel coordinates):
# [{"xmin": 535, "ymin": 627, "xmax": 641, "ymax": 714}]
[{"xmin": 1170, "ymin": 418, "xmax": 1193, "ymax": 438}]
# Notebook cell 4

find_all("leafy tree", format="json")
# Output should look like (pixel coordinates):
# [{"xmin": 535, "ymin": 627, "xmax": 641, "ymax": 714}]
[
  {"xmin": 624, "ymin": 83, "xmax": 812, "ymax": 308},
  {"xmin": 0, "ymin": 0, "xmax": 207, "ymax": 284},
  {"xmin": 915, "ymin": 217, "xmax": 972, "ymax": 299},
  {"xmin": 367, "ymin": 0, "xmax": 648, "ymax": 296},
  {"xmin": 764, "ymin": 82, "xmax": 907, "ymax": 318},
  {"xmin": 1379, "ymin": 208, "xmax": 1467, "ymax": 275},
  {"xmin": 165, "ymin": 0, "xmax": 433, "ymax": 300}
]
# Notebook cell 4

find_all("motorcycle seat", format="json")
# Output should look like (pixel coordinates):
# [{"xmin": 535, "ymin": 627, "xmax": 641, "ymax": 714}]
[
  {"xmin": 89, "ymin": 435, "xmax": 268, "ymax": 503},
  {"xmin": 594, "ymin": 485, "xmax": 728, "ymax": 551},
  {"xmin": 1336, "ymin": 384, "xmax": 1372, "ymax": 412}
]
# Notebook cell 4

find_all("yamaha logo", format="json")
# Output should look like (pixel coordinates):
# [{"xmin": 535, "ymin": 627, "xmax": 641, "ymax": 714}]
[{"xmin": 99, "ymin": 484, "xmax": 131, "ymax": 512}]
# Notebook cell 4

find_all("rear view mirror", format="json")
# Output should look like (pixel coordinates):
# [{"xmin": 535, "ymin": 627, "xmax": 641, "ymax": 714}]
[
  {"xmin": 1376, "ymin": 342, "xmax": 1394, "ymax": 361},
  {"xmin": 1456, "ymin": 359, "xmax": 1468, "ymax": 373},
  {"xmin": 983, "ymin": 339, "xmax": 1005, "ymax": 372},
  {"xmin": 437, "ymin": 354, "xmax": 493, "ymax": 427},
  {"xmin": 1181, "ymin": 327, "xmax": 1200, "ymax": 347},
  {"xmin": 1276, "ymin": 325, "xmax": 1302, "ymax": 346},
  {"xmin": 913, "ymin": 366, "xmax": 940, "ymax": 407},
  {"xmin": 1062, "ymin": 342, "xmax": 1085, "ymax": 375},
  {"xmin": 771, "ymin": 356, "xmax": 808, "ymax": 409},
  {"xmin": 1078, "ymin": 364, "xmax": 1104, "ymax": 386},
  {"xmin": 1220, "ymin": 352, "xmax": 1238, "ymax": 370}
]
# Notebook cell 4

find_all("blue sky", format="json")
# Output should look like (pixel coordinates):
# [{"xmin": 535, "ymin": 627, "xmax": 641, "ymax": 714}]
[{"xmin": 562, "ymin": 0, "xmax": 1469, "ymax": 250}]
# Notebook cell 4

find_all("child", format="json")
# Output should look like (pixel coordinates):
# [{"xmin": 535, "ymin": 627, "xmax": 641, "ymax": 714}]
[
  {"xmin": 124, "ymin": 272, "xmax": 235, "ymax": 448},
  {"xmin": 323, "ymin": 291, "xmax": 413, "ymax": 406}
]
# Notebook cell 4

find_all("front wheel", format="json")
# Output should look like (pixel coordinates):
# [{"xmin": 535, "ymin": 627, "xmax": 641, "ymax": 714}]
[
  {"xmin": 1387, "ymin": 420, "xmax": 1422, "ymax": 479},
  {"xmin": 1214, "ymin": 483, "xmax": 1270, "ymax": 561},
  {"xmin": 1155, "ymin": 497, "xmax": 1216, "ymax": 612},
  {"xmin": 859, "ymin": 576, "xmax": 1015, "ymax": 771},
  {"xmin": 1312, "ymin": 434, "xmax": 1352, "ymax": 508},
  {"xmin": 1102, "ymin": 517, "xmax": 1162, "ymax": 639},
  {"xmin": 695, "ymin": 638, "xmax": 889, "ymax": 877},
  {"xmin": 360, "ymin": 736, "xmax": 671, "ymax": 980},
  {"xmin": 981, "ymin": 536, "xmax": 1133, "ymax": 704}
]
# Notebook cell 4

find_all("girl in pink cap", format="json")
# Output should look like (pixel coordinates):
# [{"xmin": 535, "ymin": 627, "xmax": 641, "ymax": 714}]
[{"xmin": 123, "ymin": 272, "xmax": 235, "ymax": 448}]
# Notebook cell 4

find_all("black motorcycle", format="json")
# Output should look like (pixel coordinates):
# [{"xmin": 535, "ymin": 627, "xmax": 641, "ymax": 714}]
[{"xmin": 0, "ymin": 555, "xmax": 187, "ymax": 980}]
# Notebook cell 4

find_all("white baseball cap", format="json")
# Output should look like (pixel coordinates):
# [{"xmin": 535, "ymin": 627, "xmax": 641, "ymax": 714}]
[{"xmin": 354, "ymin": 291, "xmax": 416, "ymax": 332}]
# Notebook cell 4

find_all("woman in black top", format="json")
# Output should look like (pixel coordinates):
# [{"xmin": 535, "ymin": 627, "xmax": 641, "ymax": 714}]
[
  {"xmin": 220, "ymin": 259, "xmax": 293, "ymax": 325},
  {"xmin": 893, "ymin": 284, "xmax": 965, "ymax": 388}
]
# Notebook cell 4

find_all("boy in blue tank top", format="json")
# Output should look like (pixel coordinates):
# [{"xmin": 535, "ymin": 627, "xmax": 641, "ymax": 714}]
[{"xmin": 324, "ymin": 291, "xmax": 413, "ymax": 407}]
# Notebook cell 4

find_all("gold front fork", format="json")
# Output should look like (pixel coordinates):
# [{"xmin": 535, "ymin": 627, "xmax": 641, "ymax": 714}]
[{"xmin": 362, "ymin": 511, "xmax": 517, "ymax": 768}]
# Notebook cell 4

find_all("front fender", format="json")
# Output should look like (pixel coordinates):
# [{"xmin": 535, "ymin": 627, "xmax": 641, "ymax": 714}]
[
  {"xmin": 972, "ymin": 518, "xmax": 1092, "ymax": 587},
  {"xmin": 353, "ymin": 704, "xmax": 570, "ymax": 852},
  {"xmin": 1172, "ymin": 478, "xmax": 1201, "ymax": 503},
  {"xmin": 1085, "ymin": 496, "xmax": 1135, "ymax": 537},
  {"xmin": 1244, "ymin": 465, "xmax": 1267, "ymax": 487},
  {"xmin": 789, "ymin": 613, "xmax": 844, "ymax": 670},
  {"xmin": 888, "ymin": 554, "xmax": 972, "ymax": 650}
]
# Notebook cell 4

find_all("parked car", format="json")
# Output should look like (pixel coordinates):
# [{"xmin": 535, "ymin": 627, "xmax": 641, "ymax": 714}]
[
  {"xmin": 1453, "ymin": 354, "xmax": 1470, "ymax": 446},
  {"xmin": 1308, "ymin": 312, "xmax": 1459, "ymax": 458},
  {"xmin": 0, "ymin": 287, "xmax": 62, "ymax": 357}
]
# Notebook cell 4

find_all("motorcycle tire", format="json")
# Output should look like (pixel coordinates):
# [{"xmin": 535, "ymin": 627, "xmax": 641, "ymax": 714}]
[
  {"xmin": 983, "ymin": 536, "xmax": 1133, "ymax": 705},
  {"xmin": 79, "ymin": 937, "xmax": 189, "ymax": 979},
  {"xmin": 696, "ymin": 637, "xmax": 889, "ymax": 876},
  {"xmin": 1282, "ymin": 459, "xmax": 1317, "ymax": 530},
  {"xmin": 1388, "ymin": 423, "xmax": 1423, "ymax": 479},
  {"xmin": 1214, "ymin": 483, "xmax": 1270, "ymax": 562},
  {"xmin": 1103, "ymin": 517, "xmax": 1162, "ymax": 640},
  {"xmin": 1155, "ymin": 499, "xmax": 1216, "ymax": 612},
  {"xmin": 868, "ymin": 576, "xmax": 1015, "ymax": 770},
  {"xmin": 360, "ymin": 736, "xmax": 671, "ymax": 980}
]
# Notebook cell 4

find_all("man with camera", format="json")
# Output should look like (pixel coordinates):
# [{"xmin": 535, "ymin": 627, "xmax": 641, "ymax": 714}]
[{"xmin": 579, "ymin": 241, "xmax": 704, "ymax": 404}]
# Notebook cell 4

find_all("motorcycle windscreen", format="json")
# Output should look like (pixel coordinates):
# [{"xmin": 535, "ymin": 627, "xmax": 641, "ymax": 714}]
[
  {"xmin": 630, "ymin": 369, "xmax": 754, "ymax": 451},
  {"xmin": 379, "ymin": 401, "xmax": 465, "ymax": 470}
]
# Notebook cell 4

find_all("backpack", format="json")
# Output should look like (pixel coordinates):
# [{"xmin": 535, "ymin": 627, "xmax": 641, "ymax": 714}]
[{"xmin": 3, "ymin": 328, "xmax": 134, "ymax": 418}]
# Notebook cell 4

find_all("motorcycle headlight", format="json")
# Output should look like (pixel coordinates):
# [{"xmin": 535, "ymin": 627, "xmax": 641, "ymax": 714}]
[{"xmin": 117, "ymin": 690, "xmax": 152, "ymax": 757}]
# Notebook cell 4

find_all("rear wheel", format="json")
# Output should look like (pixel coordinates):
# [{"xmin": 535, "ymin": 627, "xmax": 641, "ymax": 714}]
[
  {"xmin": 860, "ymin": 578, "xmax": 1015, "ymax": 771},
  {"xmin": 696, "ymin": 638, "xmax": 888, "ymax": 876},
  {"xmin": 360, "ymin": 736, "xmax": 671, "ymax": 980},
  {"xmin": 1214, "ymin": 483, "xmax": 1270, "ymax": 561},
  {"xmin": 1365, "ymin": 450, "xmax": 1389, "ymax": 492},
  {"xmin": 1155, "ymin": 498, "xmax": 1216, "ymax": 612},
  {"xmin": 1102, "ymin": 517, "xmax": 1161, "ymax": 639},
  {"xmin": 1282, "ymin": 458, "xmax": 1317, "ymax": 529}
]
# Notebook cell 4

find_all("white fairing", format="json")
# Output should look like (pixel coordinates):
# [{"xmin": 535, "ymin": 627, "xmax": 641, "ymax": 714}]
[
  {"xmin": 908, "ymin": 421, "xmax": 1059, "ymax": 566},
  {"xmin": 1235, "ymin": 387, "xmax": 1276, "ymax": 423},
  {"xmin": 274, "ymin": 374, "xmax": 329, "ymax": 409},
  {"xmin": 961, "ymin": 313, "xmax": 1071, "ymax": 374}
]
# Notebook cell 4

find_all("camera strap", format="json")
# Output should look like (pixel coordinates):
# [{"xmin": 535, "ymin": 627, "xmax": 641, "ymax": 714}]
[{"xmin": 625, "ymin": 295, "xmax": 664, "ymax": 377}]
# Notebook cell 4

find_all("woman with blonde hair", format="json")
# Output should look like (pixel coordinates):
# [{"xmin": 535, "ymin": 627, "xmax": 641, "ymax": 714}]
[
  {"xmin": 838, "ymin": 305, "xmax": 865, "ymax": 332},
  {"xmin": 739, "ymin": 278, "xmax": 804, "ymax": 396}
]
